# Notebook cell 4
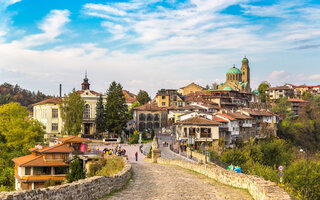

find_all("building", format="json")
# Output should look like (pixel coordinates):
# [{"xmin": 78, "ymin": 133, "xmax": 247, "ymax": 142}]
[
  {"xmin": 132, "ymin": 103, "xmax": 168, "ymax": 132},
  {"xmin": 122, "ymin": 90, "xmax": 137, "ymax": 108},
  {"xmin": 175, "ymin": 116, "xmax": 221, "ymax": 150},
  {"xmin": 205, "ymin": 90, "xmax": 253, "ymax": 109},
  {"xmin": 12, "ymin": 136, "xmax": 91, "ymax": 191},
  {"xmin": 288, "ymin": 99, "xmax": 309, "ymax": 115},
  {"xmin": 179, "ymin": 82, "xmax": 205, "ymax": 96},
  {"xmin": 32, "ymin": 75, "xmax": 106, "ymax": 137},
  {"xmin": 265, "ymin": 86, "xmax": 295, "ymax": 100},
  {"xmin": 218, "ymin": 57, "xmax": 251, "ymax": 92},
  {"xmin": 153, "ymin": 89, "xmax": 185, "ymax": 108}
]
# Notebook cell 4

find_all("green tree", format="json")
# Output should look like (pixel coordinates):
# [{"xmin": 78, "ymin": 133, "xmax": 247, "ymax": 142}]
[
  {"xmin": 60, "ymin": 90, "xmax": 85, "ymax": 135},
  {"xmin": 271, "ymin": 97, "xmax": 291, "ymax": 118},
  {"xmin": 129, "ymin": 130, "xmax": 139, "ymax": 144},
  {"xmin": 136, "ymin": 90, "xmax": 151, "ymax": 105},
  {"xmin": 258, "ymin": 81, "xmax": 270, "ymax": 103},
  {"xmin": 105, "ymin": 82, "xmax": 129, "ymax": 137},
  {"xmin": 151, "ymin": 129, "xmax": 155, "ymax": 139},
  {"xmin": 302, "ymin": 91, "xmax": 313, "ymax": 100},
  {"xmin": 66, "ymin": 155, "xmax": 85, "ymax": 183},
  {"xmin": 128, "ymin": 101, "xmax": 141, "ymax": 120},
  {"xmin": 142, "ymin": 129, "xmax": 147, "ymax": 140},
  {"xmin": 95, "ymin": 95, "xmax": 105, "ymax": 134},
  {"xmin": 0, "ymin": 103, "xmax": 45, "ymax": 191}
]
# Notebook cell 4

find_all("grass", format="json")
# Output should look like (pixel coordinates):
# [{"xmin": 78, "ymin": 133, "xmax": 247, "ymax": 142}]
[
  {"xmin": 89, "ymin": 156, "xmax": 125, "ymax": 177},
  {"xmin": 142, "ymin": 139, "xmax": 152, "ymax": 143},
  {"xmin": 96, "ymin": 170, "xmax": 134, "ymax": 200}
]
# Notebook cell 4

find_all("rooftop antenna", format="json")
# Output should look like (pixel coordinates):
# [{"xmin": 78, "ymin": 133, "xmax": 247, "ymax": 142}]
[{"xmin": 85, "ymin": 69, "xmax": 87, "ymax": 79}]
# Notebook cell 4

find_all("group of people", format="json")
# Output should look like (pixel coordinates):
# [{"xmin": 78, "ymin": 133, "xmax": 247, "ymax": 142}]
[
  {"xmin": 163, "ymin": 141, "xmax": 169, "ymax": 147},
  {"xmin": 103, "ymin": 145, "xmax": 126, "ymax": 157}
]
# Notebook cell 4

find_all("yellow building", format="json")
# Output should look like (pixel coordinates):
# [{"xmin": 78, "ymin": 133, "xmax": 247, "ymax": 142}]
[
  {"xmin": 218, "ymin": 57, "xmax": 251, "ymax": 92},
  {"xmin": 153, "ymin": 89, "xmax": 185, "ymax": 108},
  {"xmin": 32, "ymin": 75, "xmax": 106, "ymax": 137},
  {"xmin": 179, "ymin": 82, "xmax": 205, "ymax": 96}
]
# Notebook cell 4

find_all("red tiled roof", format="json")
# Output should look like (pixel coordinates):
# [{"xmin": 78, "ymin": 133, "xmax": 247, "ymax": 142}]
[
  {"xmin": 226, "ymin": 112, "xmax": 252, "ymax": 120},
  {"xmin": 265, "ymin": 86, "xmax": 293, "ymax": 90},
  {"xmin": 39, "ymin": 143, "xmax": 73, "ymax": 153},
  {"xmin": 213, "ymin": 116, "xmax": 228, "ymax": 123},
  {"xmin": 77, "ymin": 90, "xmax": 102, "ymax": 96},
  {"xmin": 218, "ymin": 113, "xmax": 236, "ymax": 121},
  {"xmin": 243, "ymin": 109, "xmax": 274, "ymax": 116},
  {"xmin": 12, "ymin": 154, "xmax": 68, "ymax": 167},
  {"xmin": 33, "ymin": 97, "xmax": 62, "ymax": 106},
  {"xmin": 288, "ymin": 99, "xmax": 309, "ymax": 103},
  {"xmin": 133, "ymin": 103, "xmax": 167, "ymax": 111},
  {"xmin": 59, "ymin": 136, "xmax": 91, "ymax": 143},
  {"xmin": 122, "ymin": 90, "xmax": 137, "ymax": 104},
  {"xmin": 177, "ymin": 116, "xmax": 221, "ymax": 125}
]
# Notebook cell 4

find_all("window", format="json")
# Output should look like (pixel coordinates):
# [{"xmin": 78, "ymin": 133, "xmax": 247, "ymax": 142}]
[
  {"xmin": 84, "ymin": 104, "xmax": 90, "ymax": 119},
  {"xmin": 162, "ymin": 96, "xmax": 166, "ymax": 99},
  {"xmin": 34, "ymin": 167, "xmax": 51, "ymax": 175},
  {"xmin": 52, "ymin": 109, "xmax": 58, "ymax": 118},
  {"xmin": 52, "ymin": 123, "xmax": 58, "ymax": 131},
  {"xmin": 154, "ymin": 122, "xmax": 160, "ymax": 128},
  {"xmin": 54, "ymin": 167, "xmax": 68, "ymax": 175},
  {"xmin": 25, "ymin": 167, "xmax": 31, "ymax": 175},
  {"xmin": 173, "ymin": 96, "xmax": 177, "ymax": 101},
  {"xmin": 154, "ymin": 114, "xmax": 160, "ymax": 121},
  {"xmin": 139, "ymin": 113, "xmax": 146, "ymax": 121},
  {"xmin": 162, "ymin": 102, "xmax": 166, "ymax": 106},
  {"xmin": 147, "ymin": 114, "xmax": 153, "ymax": 121}
]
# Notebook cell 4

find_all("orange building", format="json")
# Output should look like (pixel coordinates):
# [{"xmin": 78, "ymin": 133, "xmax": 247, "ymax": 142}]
[{"xmin": 12, "ymin": 136, "xmax": 91, "ymax": 191}]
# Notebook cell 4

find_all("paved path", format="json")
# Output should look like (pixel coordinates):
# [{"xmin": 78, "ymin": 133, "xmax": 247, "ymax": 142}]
[{"xmin": 103, "ymin": 162, "xmax": 252, "ymax": 200}]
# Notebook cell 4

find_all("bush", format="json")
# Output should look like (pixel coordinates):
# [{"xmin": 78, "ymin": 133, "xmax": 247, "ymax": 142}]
[
  {"xmin": 88, "ymin": 158, "xmax": 107, "ymax": 177},
  {"xmin": 97, "ymin": 157, "xmax": 125, "ymax": 176},
  {"xmin": 44, "ymin": 179, "xmax": 55, "ymax": 188},
  {"xmin": 148, "ymin": 146, "xmax": 152, "ymax": 158},
  {"xmin": 142, "ymin": 129, "xmax": 147, "ymax": 140},
  {"xmin": 151, "ymin": 129, "xmax": 155, "ymax": 139},
  {"xmin": 220, "ymin": 148, "xmax": 248, "ymax": 167},
  {"xmin": 285, "ymin": 159, "xmax": 320, "ymax": 200},
  {"xmin": 129, "ymin": 130, "xmax": 139, "ymax": 144}
]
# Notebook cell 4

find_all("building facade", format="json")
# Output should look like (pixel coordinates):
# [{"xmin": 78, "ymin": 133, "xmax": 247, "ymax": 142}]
[
  {"xmin": 153, "ymin": 89, "xmax": 185, "ymax": 108},
  {"xmin": 179, "ymin": 82, "xmax": 205, "ymax": 96}
]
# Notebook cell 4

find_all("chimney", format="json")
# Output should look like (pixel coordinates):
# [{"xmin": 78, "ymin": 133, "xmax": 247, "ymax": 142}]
[{"xmin": 59, "ymin": 84, "xmax": 62, "ymax": 97}]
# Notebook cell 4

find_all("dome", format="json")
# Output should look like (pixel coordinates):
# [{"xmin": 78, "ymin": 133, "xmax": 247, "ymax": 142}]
[
  {"xmin": 223, "ymin": 86, "xmax": 232, "ymax": 91},
  {"xmin": 242, "ymin": 57, "xmax": 248, "ymax": 62},
  {"xmin": 227, "ymin": 66, "xmax": 241, "ymax": 74},
  {"xmin": 253, "ymin": 90, "xmax": 259, "ymax": 96}
]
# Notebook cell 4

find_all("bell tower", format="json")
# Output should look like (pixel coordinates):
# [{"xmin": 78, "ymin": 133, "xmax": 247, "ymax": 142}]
[
  {"xmin": 241, "ymin": 56, "xmax": 250, "ymax": 91},
  {"xmin": 81, "ymin": 71, "xmax": 90, "ymax": 90}
]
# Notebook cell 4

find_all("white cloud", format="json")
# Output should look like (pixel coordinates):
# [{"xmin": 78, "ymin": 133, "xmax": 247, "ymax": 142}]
[
  {"xmin": 308, "ymin": 74, "xmax": 320, "ymax": 80},
  {"xmin": 12, "ymin": 9, "xmax": 70, "ymax": 47},
  {"xmin": 268, "ymin": 70, "xmax": 291, "ymax": 80}
]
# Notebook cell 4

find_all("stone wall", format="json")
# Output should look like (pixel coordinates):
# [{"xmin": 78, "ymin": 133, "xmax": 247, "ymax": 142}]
[
  {"xmin": 0, "ymin": 158, "xmax": 132, "ymax": 200},
  {"xmin": 157, "ymin": 158, "xmax": 291, "ymax": 200}
]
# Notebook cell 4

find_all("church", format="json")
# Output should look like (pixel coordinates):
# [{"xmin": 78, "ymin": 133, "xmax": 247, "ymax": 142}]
[{"xmin": 218, "ymin": 57, "xmax": 251, "ymax": 92}]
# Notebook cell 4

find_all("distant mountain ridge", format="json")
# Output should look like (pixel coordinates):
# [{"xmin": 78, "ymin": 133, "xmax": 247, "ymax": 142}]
[{"xmin": 0, "ymin": 82, "xmax": 52, "ymax": 107}]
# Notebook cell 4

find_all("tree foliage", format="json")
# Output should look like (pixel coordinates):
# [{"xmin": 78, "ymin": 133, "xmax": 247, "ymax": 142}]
[
  {"xmin": 66, "ymin": 155, "xmax": 85, "ymax": 183},
  {"xmin": 128, "ymin": 101, "xmax": 141, "ymax": 120},
  {"xmin": 271, "ymin": 97, "xmax": 291, "ymax": 118},
  {"xmin": 0, "ymin": 103, "xmax": 45, "ymax": 191},
  {"xmin": 136, "ymin": 90, "xmax": 151, "ymax": 105},
  {"xmin": 257, "ymin": 81, "xmax": 270, "ymax": 103},
  {"xmin": 60, "ymin": 90, "xmax": 85, "ymax": 135},
  {"xmin": 95, "ymin": 95, "xmax": 105, "ymax": 133},
  {"xmin": 105, "ymin": 81, "xmax": 129, "ymax": 137},
  {"xmin": 0, "ymin": 82, "xmax": 51, "ymax": 107}
]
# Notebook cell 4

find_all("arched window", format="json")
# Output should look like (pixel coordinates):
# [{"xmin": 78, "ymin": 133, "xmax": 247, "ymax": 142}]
[
  {"xmin": 147, "ymin": 122, "xmax": 153, "ymax": 129},
  {"xmin": 154, "ymin": 122, "xmax": 160, "ymax": 128},
  {"xmin": 139, "ymin": 113, "xmax": 146, "ymax": 121},
  {"xmin": 147, "ymin": 114, "xmax": 153, "ymax": 121},
  {"xmin": 84, "ymin": 104, "xmax": 90, "ymax": 119},
  {"xmin": 139, "ymin": 122, "xmax": 145, "ymax": 131},
  {"xmin": 154, "ymin": 114, "xmax": 160, "ymax": 121}
]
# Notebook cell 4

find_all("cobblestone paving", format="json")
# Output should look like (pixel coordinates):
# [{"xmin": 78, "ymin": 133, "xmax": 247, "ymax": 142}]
[{"xmin": 104, "ymin": 162, "xmax": 252, "ymax": 200}]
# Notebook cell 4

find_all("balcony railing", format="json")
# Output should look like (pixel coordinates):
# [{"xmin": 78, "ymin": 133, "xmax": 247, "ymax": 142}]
[{"xmin": 200, "ymin": 133, "xmax": 212, "ymax": 138}]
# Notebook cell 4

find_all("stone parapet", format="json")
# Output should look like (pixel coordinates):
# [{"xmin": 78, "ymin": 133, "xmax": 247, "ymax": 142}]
[
  {"xmin": 157, "ymin": 158, "xmax": 291, "ymax": 200},
  {"xmin": 0, "ymin": 158, "xmax": 132, "ymax": 200}
]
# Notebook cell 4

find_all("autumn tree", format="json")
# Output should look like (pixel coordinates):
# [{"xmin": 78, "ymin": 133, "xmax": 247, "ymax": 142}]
[
  {"xmin": 60, "ymin": 90, "xmax": 85, "ymax": 135},
  {"xmin": 136, "ymin": 90, "xmax": 151, "ymax": 105},
  {"xmin": 105, "ymin": 82, "xmax": 129, "ymax": 137}
]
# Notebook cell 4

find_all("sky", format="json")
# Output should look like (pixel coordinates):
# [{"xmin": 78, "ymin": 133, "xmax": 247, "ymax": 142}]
[{"xmin": 0, "ymin": 0, "xmax": 320, "ymax": 97}]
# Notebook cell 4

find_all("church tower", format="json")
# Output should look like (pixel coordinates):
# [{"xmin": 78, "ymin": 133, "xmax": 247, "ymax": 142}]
[
  {"xmin": 81, "ymin": 71, "xmax": 90, "ymax": 90},
  {"xmin": 241, "ymin": 57, "xmax": 250, "ymax": 92}
]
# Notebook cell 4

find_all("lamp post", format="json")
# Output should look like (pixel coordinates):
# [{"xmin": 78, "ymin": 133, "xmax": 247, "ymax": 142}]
[{"xmin": 205, "ymin": 128, "xmax": 208, "ymax": 164}]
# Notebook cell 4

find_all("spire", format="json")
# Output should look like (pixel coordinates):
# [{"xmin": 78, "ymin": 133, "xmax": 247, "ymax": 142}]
[{"xmin": 82, "ymin": 70, "xmax": 90, "ymax": 90}]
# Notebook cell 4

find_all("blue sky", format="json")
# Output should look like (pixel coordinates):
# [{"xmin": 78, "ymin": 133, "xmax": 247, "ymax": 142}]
[{"xmin": 0, "ymin": 0, "xmax": 320, "ymax": 96}]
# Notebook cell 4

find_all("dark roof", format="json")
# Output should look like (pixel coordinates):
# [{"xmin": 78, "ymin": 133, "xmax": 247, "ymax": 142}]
[
  {"xmin": 177, "ymin": 116, "xmax": 221, "ymax": 126},
  {"xmin": 265, "ymin": 86, "xmax": 293, "ymax": 91}
]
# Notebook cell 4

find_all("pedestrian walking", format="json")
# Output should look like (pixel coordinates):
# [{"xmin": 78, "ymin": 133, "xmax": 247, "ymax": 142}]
[{"xmin": 135, "ymin": 152, "xmax": 138, "ymax": 162}]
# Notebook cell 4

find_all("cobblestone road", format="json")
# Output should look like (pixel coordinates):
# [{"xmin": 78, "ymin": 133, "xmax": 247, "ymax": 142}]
[{"xmin": 104, "ymin": 162, "xmax": 252, "ymax": 200}]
